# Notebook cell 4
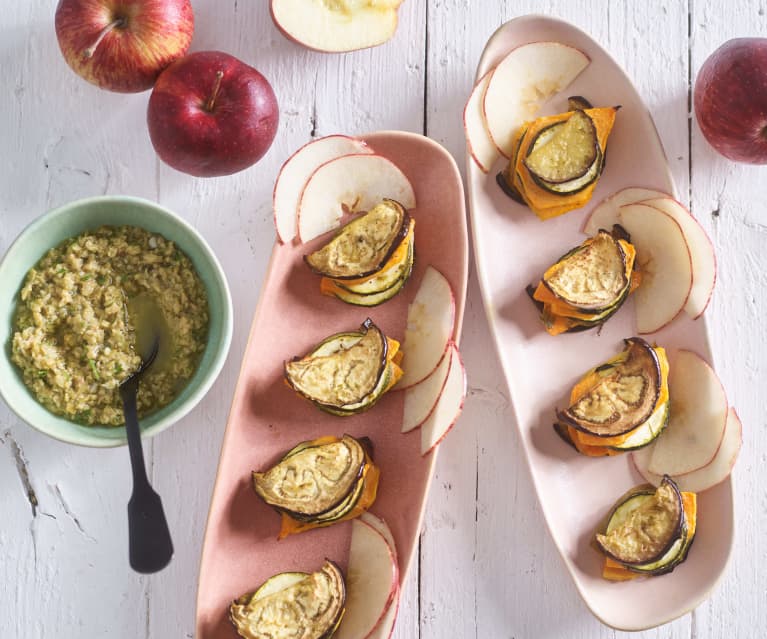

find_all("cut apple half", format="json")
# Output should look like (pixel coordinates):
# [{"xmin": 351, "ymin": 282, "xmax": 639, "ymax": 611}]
[
  {"xmin": 582, "ymin": 186, "xmax": 670, "ymax": 236},
  {"xmin": 633, "ymin": 408, "xmax": 741, "ymax": 494},
  {"xmin": 273, "ymin": 135, "xmax": 373, "ymax": 243},
  {"xmin": 401, "ymin": 343, "xmax": 454, "ymax": 433},
  {"xmin": 297, "ymin": 154, "xmax": 416, "ymax": 242},
  {"xmin": 647, "ymin": 350, "xmax": 728, "ymax": 476},
  {"xmin": 464, "ymin": 70, "xmax": 499, "ymax": 172},
  {"xmin": 617, "ymin": 203, "xmax": 693, "ymax": 334},
  {"xmin": 335, "ymin": 518, "xmax": 398, "ymax": 639},
  {"xmin": 270, "ymin": 0, "xmax": 402, "ymax": 53},
  {"xmin": 398, "ymin": 266, "xmax": 456, "ymax": 389},
  {"xmin": 639, "ymin": 197, "xmax": 717, "ymax": 319},
  {"xmin": 421, "ymin": 344, "xmax": 466, "ymax": 456},
  {"xmin": 483, "ymin": 41, "xmax": 590, "ymax": 157}
]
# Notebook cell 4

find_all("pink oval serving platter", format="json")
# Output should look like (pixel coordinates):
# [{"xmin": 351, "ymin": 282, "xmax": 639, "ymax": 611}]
[
  {"xmin": 196, "ymin": 130, "xmax": 468, "ymax": 638},
  {"xmin": 465, "ymin": 16, "xmax": 734, "ymax": 631}
]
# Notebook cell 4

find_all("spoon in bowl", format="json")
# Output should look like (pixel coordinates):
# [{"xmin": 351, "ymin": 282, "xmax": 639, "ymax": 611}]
[{"xmin": 119, "ymin": 333, "xmax": 174, "ymax": 574}]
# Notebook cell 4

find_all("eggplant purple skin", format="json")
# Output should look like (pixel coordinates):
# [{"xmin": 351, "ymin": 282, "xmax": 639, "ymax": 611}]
[
  {"xmin": 596, "ymin": 476, "xmax": 686, "ymax": 568},
  {"xmin": 303, "ymin": 203, "xmax": 411, "ymax": 280},
  {"xmin": 557, "ymin": 337, "xmax": 662, "ymax": 438},
  {"xmin": 283, "ymin": 319, "xmax": 389, "ymax": 409}
]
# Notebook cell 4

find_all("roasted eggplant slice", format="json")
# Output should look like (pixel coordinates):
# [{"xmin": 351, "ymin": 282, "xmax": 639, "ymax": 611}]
[
  {"xmin": 305, "ymin": 199, "xmax": 409, "ymax": 280},
  {"xmin": 567, "ymin": 95, "xmax": 594, "ymax": 110},
  {"xmin": 524, "ymin": 109, "xmax": 599, "ymax": 184},
  {"xmin": 596, "ymin": 477, "xmax": 684, "ymax": 566},
  {"xmin": 285, "ymin": 319, "xmax": 388, "ymax": 409},
  {"xmin": 558, "ymin": 338, "xmax": 662, "ymax": 438},
  {"xmin": 253, "ymin": 435, "xmax": 367, "ymax": 517},
  {"xmin": 229, "ymin": 560, "xmax": 346, "ymax": 639},
  {"xmin": 543, "ymin": 230, "xmax": 630, "ymax": 311}
]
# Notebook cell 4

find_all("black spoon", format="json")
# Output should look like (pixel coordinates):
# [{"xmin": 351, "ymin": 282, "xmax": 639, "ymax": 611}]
[{"xmin": 119, "ymin": 336, "xmax": 174, "ymax": 574}]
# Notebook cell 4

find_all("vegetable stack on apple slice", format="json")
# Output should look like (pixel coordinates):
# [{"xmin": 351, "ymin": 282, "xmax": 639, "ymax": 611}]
[
  {"xmin": 528, "ymin": 225, "xmax": 640, "ymax": 334},
  {"xmin": 306, "ymin": 199, "xmax": 416, "ymax": 307},
  {"xmin": 555, "ymin": 338, "xmax": 670, "ymax": 456},
  {"xmin": 595, "ymin": 476, "xmax": 697, "ymax": 581},
  {"xmin": 285, "ymin": 319, "xmax": 402, "ymax": 416},
  {"xmin": 253, "ymin": 434, "xmax": 380, "ymax": 539},
  {"xmin": 229, "ymin": 560, "xmax": 346, "ymax": 639}
]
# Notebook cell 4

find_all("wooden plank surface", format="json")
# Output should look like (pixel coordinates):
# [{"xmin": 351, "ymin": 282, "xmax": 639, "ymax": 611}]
[{"xmin": 0, "ymin": 1, "xmax": 764, "ymax": 637}]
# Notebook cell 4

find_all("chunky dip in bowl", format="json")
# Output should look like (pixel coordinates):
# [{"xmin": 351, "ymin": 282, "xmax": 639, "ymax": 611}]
[{"xmin": 0, "ymin": 196, "xmax": 233, "ymax": 447}]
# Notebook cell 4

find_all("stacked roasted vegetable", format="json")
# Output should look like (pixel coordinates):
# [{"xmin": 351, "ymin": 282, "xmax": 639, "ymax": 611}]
[
  {"xmin": 555, "ymin": 338, "xmax": 669, "ymax": 457},
  {"xmin": 284, "ymin": 319, "xmax": 403, "ymax": 415},
  {"xmin": 306, "ymin": 199, "xmax": 415, "ymax": 307},
  {"xmin": 528, "ymin": 225, "xmax": 640, "ymax": 335},
  {"xmin": 595, "ymin": 477, "xmax": 697, "ymax": 581},
  {"xmin": 253, "ymin": 434, "xmax": 380, "ymax": 538},
  {"xmin": 500, "ymin": 98, "xmax": 618, "ymax": 220}
]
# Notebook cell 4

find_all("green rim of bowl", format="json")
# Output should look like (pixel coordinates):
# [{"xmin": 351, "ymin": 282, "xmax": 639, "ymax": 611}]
[{"xmin": 0, "ymin": 195, "xmax": 233, "ymax": 447}]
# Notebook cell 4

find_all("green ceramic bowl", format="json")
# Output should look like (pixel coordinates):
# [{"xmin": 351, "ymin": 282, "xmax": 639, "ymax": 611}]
[{"xmin": 0, "ymin": 195, "xmax": 233, "ymax": 447}]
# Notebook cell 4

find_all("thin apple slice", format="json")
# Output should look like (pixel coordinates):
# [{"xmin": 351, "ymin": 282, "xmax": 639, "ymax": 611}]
[
  {"xmin": 421, "ymin": 344, "xmax": 466, "ymax": 456},
  {"xmin": 401, "ymin": 344, "xmax": 454, "ymax": 433},
  {"xmin": 273, "ymin": 135, "xmax": 373, "ymax": 243},
  {"xmin": 335, "ymin": 518, "xmax": 398, "ymax": 639},
  {"xmin": 398, "ymin": 266, "xmax": 455, "ymax": 389},
  {"xmin": 632, "ymin": 408, "xmax": 742, "ymax": 493},
  {"xmin": 360, "ymin": 512, "xmax": 398, "ymax": 559},
  {"xmin": 297, "ymin": 154, "xmax": 416, "ymax": 243},
  {"xmin": 464, "ymin": 70, "xmax": 499, "ymax": 172},
  {"xmin": 270, "ymin": 0, "xmax": 401, "ymax": 53},
  {"xmin": 483, "ymin": 42, "xmax": 590, "ymax": 157},
  {"xmin": 639, "ymin": 197, "xmax": 717, "ymax": 319},
  {"xmin": 582, "ymin": 186, "xmax": 670, "ymax": 235},
  {"xmin": 617, "ymin": 203, "xmax": 693, "ymax": 334},
  {"xmin": 648, "ymin": 350, "xmax": 728, "ymax": 476},
  {"xmin": 368, "ymin": 585, "xmax": 400, "ymax": 639}
]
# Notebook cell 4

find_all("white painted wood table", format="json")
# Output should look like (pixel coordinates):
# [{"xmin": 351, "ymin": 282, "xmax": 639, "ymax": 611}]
[{"xmin": 1, "ymin": 1, "xmax": 765, "ymax": 637}]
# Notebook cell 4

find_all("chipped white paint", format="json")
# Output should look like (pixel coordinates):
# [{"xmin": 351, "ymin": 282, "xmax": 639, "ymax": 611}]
[{"xmin": 0, "ymin": 2, "xmax": 764, "ymax": 638}]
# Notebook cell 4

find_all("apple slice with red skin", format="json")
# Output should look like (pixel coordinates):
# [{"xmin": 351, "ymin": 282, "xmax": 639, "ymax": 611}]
[
  {"xmin": 297, "ymin": 154, "xmax": 416, "ymax": 243},
  {"xmin": 464, "ymin": 70, "xmax": 499, "ymax": 173},
  {"xmin": 334, "ymin": 518, "xmax": 399, "ymax": 639},
  {"xmin": 55, "ymin": 0, "xmax": 194, "ymax": 93},
  {"xmin": 270, "ymin": 0, "xmax": 402, "ymax": 53},
  {"xmin": 647, "ymin": 350, "xmax": 729, "ymax": 476},
  {"xmin": 421, "ymin": 344, "xmax": 466, "ymax": 456},
  {"xmin": 633, "ymin": 408, "xmax": 742, "ymax": 494},
  {"xmin": 360, "ymin": 512, "xmax": 398, "ymax": 560},
  {"xmin": 638, "ymin": 197, "xmax": 717, "ymax": 319},
  {"xmin": 401, "ymin": 343, "xmax": 454, "ymax": 433},
  {"xmin": 273, "ymin": 135, "xmax": 373, "ymax": 243},
  {"xmin": 368, "ymin": 585, "xmax": 400, "ymax": 639},
  {"xmin": 398, "ymin": 266, "xmax": 455, "ymax": 389},
  {"xmin": 483, "ymin": 42, "xmax": 590, "ymax": 157},
  {"xmin": 148, "ymin": 51, "xmax": 279, "ymax": 177},
  {"xmin": 616, "ymin": 203, "xmax": 693, "ymax": 334},
  {"xmin": 582, "ymin": 187, "xmax": 670, "ymax": 236}
]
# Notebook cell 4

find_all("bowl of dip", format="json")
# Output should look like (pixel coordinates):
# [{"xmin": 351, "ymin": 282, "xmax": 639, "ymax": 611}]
[{"xmin": 0, "ymin": 195, "xmax": 233, "ymax": 447}]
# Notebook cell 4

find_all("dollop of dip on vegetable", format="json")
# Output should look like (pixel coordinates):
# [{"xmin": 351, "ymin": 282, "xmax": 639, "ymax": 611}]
[{"xmin": 11, "ymin": 226, "xmax": 209, "ymax": 426}]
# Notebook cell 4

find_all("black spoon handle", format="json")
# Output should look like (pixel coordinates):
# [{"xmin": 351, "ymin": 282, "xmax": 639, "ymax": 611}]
[{"xmin": 121, "ymin": 382, "xmax": 174, "ymax": 574}]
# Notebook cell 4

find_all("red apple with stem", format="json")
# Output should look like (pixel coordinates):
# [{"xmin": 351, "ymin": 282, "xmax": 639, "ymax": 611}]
[
  {"xmin": 694, "ymin": 38, "xmax": 767, "ymax": 164},
  {"xmin": 55, "ymin": 0, "xmax": 194, "ymax": 93},
  {"xmin": 147, "ymin": 51, "xmax": 279, "ymax": 178}
]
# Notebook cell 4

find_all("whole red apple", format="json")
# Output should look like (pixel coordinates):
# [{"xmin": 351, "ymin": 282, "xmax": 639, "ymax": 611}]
[
  {"xmin": 147, "ymin": 51, "xmax": 279, "ymax": 177},
  {"xmin": 694, "ymin": 38, "xmax": 767, "ymax": 164},
  {"xmin": 55, "ymin": 0, "xmax": 194, "ymax": 93}
]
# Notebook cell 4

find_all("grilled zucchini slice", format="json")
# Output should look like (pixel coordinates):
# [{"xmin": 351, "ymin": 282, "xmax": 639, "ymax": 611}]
[
  {"xmin": 229, "ymin": 561, "xmax": 346, "ymax": 639},
  {"xmin": 285, "ymin": 319, "xmax": 388, "ymax": 409},
  {"xmin": 305, "ymin": 199, "xmax": 410, "ymax": 280},
  {"xmin": 596, "ymin": 477, "xmax": 684, "ymax": 566},
  {"xmin": 524, "ymin": 109, "xmax": 599, "ymax": 184},
  {"xmin": 557, "ymin": 338, "xmax": 662, "ymax": 438},
  {"xmin": 252, "ymin": 434, "xmax": 367, "ymax": 517}
]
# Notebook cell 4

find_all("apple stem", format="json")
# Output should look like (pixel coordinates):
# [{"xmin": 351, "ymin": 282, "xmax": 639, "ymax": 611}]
[
  {"xmin": 205, "ymin": 71, "xmax": 225, "ymax": 112},
  {"xmin": 83, "ymin": 18, "xmax": 126, "ymax": 59}
]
